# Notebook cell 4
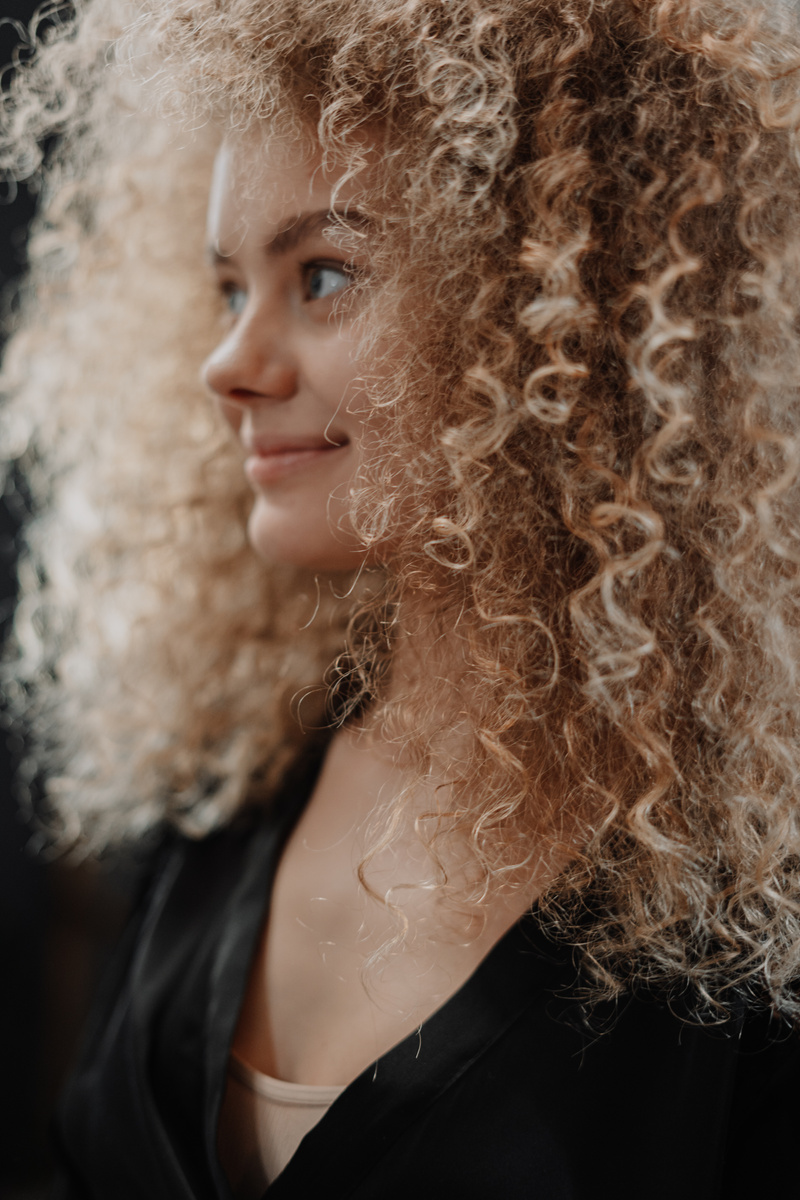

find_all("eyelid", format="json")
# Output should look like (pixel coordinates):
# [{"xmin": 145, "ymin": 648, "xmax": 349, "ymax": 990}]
[
  {"xmin": 300, "ymin": 257, "xmax": 355, "ymax": 275},
  {"xmin": 214, "ymin": 272, "xmax": 244, "ymax": 295}
]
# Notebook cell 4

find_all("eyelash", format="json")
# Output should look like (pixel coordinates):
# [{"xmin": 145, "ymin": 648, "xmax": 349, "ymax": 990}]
[{"xmin": 219, "ymin": 259, "xmax": 355, "ymax": 316}]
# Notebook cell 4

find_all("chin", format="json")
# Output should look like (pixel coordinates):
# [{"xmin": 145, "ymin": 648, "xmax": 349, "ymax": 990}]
[{"xmin": 247, "ymin": 505, "xmax": 365, "ymax": 574}]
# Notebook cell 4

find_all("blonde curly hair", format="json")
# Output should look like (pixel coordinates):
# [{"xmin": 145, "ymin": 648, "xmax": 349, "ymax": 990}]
[{"xmin": 4, "ymin": 0, "xmax": 800, "ymax": 1020}]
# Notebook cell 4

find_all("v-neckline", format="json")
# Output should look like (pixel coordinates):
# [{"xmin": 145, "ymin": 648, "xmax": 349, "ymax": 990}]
[{"xmin": 202, "ymin": 759, "xmax": 572, "ymax": 1198}]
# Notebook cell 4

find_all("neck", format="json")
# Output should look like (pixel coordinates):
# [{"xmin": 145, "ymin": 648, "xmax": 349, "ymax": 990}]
[{"xmin": 326, "ymin": 585, "xmax": 575, "ymax": 906}]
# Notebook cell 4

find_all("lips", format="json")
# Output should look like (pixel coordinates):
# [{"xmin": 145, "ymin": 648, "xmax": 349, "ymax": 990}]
[{"xmin": 242, "ymin": 434, "xmax": 349, "ymax": 485}]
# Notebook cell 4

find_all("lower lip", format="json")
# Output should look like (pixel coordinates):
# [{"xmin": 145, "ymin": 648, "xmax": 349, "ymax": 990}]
[{"xmin": 244, "ymin": 444, "xmax": 347, "ymax": 486}]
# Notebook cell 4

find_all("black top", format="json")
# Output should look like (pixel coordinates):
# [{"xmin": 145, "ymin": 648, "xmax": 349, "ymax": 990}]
[{"xmin": 53, "ymin": 762, "xmax": 800, "ymax": 1199}]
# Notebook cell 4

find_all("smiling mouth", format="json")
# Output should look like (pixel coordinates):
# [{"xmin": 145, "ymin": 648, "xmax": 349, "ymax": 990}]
[{"xmin": 243, "ymin": 438, "xmax": 349, "ymax": 486}]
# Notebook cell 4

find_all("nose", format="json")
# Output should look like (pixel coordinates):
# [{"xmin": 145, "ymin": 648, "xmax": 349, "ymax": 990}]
[{"xmin": 202, "ymin": 305, "xmax": 299, "ymax": 412}]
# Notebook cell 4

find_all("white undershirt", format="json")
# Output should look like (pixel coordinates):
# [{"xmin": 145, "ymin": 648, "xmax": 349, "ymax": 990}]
[{"xmin": 217, "ymin": 1055, "xmax": 346, "ymax": 1198}]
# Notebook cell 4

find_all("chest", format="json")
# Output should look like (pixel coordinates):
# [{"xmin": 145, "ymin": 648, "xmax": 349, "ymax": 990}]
[
  {"xmin": 230, "ymin": 797, "xmax": 531, "ymax": 1087},
  {"xmin": 55, "ymin": 811, "xmax": 781, "ymax": 1200}
]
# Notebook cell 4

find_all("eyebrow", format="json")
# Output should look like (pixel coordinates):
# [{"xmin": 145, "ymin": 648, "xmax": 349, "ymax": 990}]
[{"xmin": 207, "ymin": 207, "xmax": 369, "ymax": 266}]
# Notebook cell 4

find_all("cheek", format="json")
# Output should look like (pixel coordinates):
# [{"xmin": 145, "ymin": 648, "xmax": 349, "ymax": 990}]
[
  {"xmin": 315, "ymin": 349, "xmax": 367, "ymax": 428},
  {"xmin": 303, "ymin": 322, "xmax": 356, "ymax": 393}
]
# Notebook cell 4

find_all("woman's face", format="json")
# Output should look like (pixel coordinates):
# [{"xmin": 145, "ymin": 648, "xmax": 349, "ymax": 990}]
[{"xmin": 202, "ymin": 138, "xmax": 375, "ymax": 572}]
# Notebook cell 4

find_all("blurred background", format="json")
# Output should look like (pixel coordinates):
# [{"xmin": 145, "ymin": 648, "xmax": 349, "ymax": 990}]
[
  {"xmin": 0, "ymin": 7, "xmax": 46, "ymax": 1193},
  {"xmin": 1, "ymin": 7, "xmax": 129, "ymax": 1196}
]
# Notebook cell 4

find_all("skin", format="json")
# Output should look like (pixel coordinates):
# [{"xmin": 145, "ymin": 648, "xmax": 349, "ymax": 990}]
[
  {"xmin": 204, "ymin": 138, "xmax": 554, "ymax": 1098},
  {"xmin": 203, "ymin": 137, "xmax": 374, "ymax": 572}
]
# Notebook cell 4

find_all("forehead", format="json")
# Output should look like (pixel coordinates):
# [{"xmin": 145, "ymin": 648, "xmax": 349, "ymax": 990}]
[{"xmin": 206, "ymin": 136, "xmax": 365, "ymax": 255}]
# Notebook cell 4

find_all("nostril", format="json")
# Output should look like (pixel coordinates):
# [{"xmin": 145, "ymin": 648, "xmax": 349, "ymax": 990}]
[{"xmin": 229, "ymin": 388, "xmax": 263, "ymax": 402}]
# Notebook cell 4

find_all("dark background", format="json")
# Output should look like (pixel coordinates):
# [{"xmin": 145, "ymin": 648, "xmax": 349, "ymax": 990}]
[
  {"xmin": 1, "ymin": 6, "xmax": 82, "ymax": 1195},
  {"xmin": 1, "ymin": 4, "xmax": 47, "ymax": 1193}
]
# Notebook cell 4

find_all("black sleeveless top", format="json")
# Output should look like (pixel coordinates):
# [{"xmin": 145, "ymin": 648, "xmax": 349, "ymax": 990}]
[{"xmin": 53, "ymin": 761, "xmax": 800, "ymax": 1199}]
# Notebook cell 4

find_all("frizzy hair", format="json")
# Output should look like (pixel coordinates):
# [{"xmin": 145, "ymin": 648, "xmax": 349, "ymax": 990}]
[{"xmin": 4, "ymin": 0, "xmax": 800, "ymax": 1019}]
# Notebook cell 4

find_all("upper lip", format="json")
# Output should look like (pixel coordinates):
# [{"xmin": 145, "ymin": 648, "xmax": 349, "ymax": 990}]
[{"xmin": 242, "ymin": 434, "xmax": 348, "ymax": 456}]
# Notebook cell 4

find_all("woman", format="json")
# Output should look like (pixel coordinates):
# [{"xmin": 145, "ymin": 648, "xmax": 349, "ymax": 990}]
[{"xmin": 3, "ymin": 0, "xmax": 800, "ymax": 1195}]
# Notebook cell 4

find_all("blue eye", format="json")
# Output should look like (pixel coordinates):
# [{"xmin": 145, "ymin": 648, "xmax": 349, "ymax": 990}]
[
  {"xmin": 305, "ymin": 264, "xmax": 350, "ymax": 301},
  {"xmin": 225, "ymin": 287, "xmax": 247, "ymax": 316}
]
